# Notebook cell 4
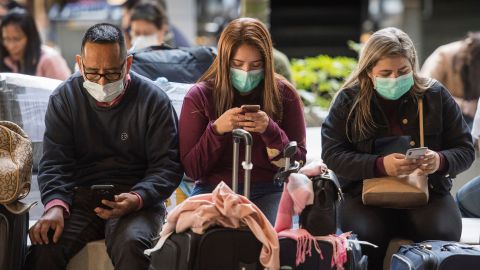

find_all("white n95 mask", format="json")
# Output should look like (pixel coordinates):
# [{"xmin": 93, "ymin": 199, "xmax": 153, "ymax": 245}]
[
  {"xmin": 131, "ymin": 34, "xmax": 158, "ymax": 51},
  {"xmin": 83, "ymin": 79, "xmax": 125, "ymax": 103}
]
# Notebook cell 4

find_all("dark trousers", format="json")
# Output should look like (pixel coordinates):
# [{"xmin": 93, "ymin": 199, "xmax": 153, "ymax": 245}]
[
  {"xmin": 339, "ymin": 192, "xmax": 462, "ymax": 270},
  {"xmin": 25, "ymin": 188, "xmax": 164, "ymax": 270}
]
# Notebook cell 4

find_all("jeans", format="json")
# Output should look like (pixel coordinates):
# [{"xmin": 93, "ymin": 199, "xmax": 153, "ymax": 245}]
[
  {"xmin": 456, "ymin": 176, "xmax": 480, "ymax": 218},
  {"xmin": 191, "ymin": 181, "xmax": 282, "ymax": 225},
  {"xmin": 25, "ymin": 186, "xmax": 165, "ymax": 270}
]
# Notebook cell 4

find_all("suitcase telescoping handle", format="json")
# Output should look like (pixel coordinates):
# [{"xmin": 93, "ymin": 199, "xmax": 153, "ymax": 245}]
[
  {"xmin": 273, "ymin": 141, "xmax": 301, "ymax": 186},
  {"xmin": 232, "ymin": 129, "xmax": 253, "ymax": 198}
]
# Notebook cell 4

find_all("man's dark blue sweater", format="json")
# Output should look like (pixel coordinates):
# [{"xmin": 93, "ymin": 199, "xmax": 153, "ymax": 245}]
[{"xmin": 38, "ymin": 71, "xmax": 183, "ymax": 208}]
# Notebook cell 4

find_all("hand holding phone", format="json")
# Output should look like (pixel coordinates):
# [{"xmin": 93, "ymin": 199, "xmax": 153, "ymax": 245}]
[
  {"xmin": 405, "ymin": 147, "xmax": 428, "ymax": 160},
  {"xmin": 91, "ymin": 184, "xmax": 115, "ymax": 209},
  {"xmin": 241, "ymin": 104, "xmax": 260, "ymax": 113}
]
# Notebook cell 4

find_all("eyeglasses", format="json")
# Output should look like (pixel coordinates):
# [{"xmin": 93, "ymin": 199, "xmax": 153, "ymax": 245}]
[{"xmin": 81, "ymin": 60, "xmax": 125, "ymax": 82}]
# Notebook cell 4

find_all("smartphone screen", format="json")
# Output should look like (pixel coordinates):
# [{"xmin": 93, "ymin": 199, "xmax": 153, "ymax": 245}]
[
  {"xmin": 405, "ymin": 147, "xmax": 428, "ymax": 159},
  {"xmin": 91, "ymin": 184, "xmax": 115, "ymax": 209}
]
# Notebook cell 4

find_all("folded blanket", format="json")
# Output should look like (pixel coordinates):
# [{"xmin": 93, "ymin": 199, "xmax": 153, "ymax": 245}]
[{"xmin": 145, "ymin": 181, "xmax": 279, "ymax": 270}]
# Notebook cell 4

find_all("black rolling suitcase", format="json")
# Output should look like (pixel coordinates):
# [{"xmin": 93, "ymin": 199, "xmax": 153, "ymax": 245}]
[
  {"xmin": 0, "ymin": 204, "xmax": 29, "ymax": 270},
  {"xmin": 390, "ymin": 240, "xmax": 480, "ymax": 270},
  {"xmin": 148, "ymin": 129, "xmax": 264, "ymax": 270}
]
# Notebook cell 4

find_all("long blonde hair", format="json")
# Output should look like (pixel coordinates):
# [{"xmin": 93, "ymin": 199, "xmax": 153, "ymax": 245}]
[
  {"xmin": 339, "ymin": 27, "xmax": 431, "ymax": 142},
  {"xmin": 198, "ymin": 17, "xmax": 282, "ymax": 121}
]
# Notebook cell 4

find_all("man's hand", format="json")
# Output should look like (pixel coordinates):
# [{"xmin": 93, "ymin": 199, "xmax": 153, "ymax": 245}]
[
  {"xmin": 94, "ymin": 193, "xmax": 140, "ymax": 219},
  {"xmin": 29, "ymin": 206, "xmax": 64, "ymax": 245},
  {"xmin": 383, "ymin": 153, "xmax": 418, "ymax": 177}
]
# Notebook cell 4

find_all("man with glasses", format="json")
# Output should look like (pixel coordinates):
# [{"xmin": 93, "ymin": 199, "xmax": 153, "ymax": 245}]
[{"xmin": 25, "ymin": 23, "xmax": 183, "ymax": 270}]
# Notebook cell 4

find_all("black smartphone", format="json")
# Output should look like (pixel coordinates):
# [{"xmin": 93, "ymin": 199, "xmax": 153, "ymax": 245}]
[
  {"xmin": 241, "ymin": 104, "xmax": 260, "ymax": 113},
  {"xmin": 90, "ymin": 184, "xmax": 115, "ymax": 209}
]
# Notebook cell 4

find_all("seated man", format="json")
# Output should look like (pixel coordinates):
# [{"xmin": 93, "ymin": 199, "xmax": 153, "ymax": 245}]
[{"xmin": 25, "ymin": 23, "xmax": 183, "ymax": 270}]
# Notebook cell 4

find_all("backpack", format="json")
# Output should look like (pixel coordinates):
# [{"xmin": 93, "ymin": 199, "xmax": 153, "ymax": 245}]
[{"xmin": 131, "ymin": 44, "xmax": 215, "ymax": 83}]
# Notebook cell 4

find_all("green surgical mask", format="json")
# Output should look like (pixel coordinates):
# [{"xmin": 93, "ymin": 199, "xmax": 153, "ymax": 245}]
[
  {"xmin": 230, "ymin": 68, "xmax": 264, "ymax": 93},
  {"xmin": 374, "ymin": 72, "xmax": 414, "ymax": 100}
]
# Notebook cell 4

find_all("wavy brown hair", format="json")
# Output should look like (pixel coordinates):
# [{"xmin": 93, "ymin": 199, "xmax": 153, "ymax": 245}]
[
  {"xmin": 339, "ymin": 27, "xmax": 431, "ymax": 142},
  {"xmin": 198, "ymin": 17, "xmax": 283, "ymax": 121}
]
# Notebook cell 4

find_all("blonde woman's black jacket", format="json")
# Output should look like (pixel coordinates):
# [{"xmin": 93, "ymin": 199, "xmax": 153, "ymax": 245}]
[{"xmin": 321, "ymin": 80, "xmax": 475, "ymax": 196}]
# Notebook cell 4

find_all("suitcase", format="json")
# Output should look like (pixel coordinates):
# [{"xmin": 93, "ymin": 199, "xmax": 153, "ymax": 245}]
[
  {"xmin": 131, "ymin": 44, "xmax": 215, "ymax": 83},
  {"xmin": 148, "ymin": 129, "xmax": 263, "ymax": 270},
  {"xmin": 279, "ymin": 234, "xmax": 368, "ymax": 270},
  {"xmin": 390, "ymin": 240, "xmax": 480, "ymax": 270},
  {"xmin": 0, "ymin": 204, "xmax": 29, "ymax": 270}
]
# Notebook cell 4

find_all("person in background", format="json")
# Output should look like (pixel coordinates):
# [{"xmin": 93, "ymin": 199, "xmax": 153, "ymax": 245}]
[
  {"xmin": 322, "ymin": 27, "xmax": 475, "ymax": 270},
  {"xmin": 456, "ymin": 99, "xmax": 480, "ymax": 218},
  {"xmin": 25, "ymin": 23, "xmax": 182, "ymax": 270},
  {"xmin": 0, "ymin": 8, "xmax": 71, "ymax": 80},
  {"xmin": 179, "ymin": 17, "xmax": 306, "ymax": 225},
  {"xmin": 121, "ymin": 0, "xmax": 190, "ymax": 48},
  {"xmin": 421, "ymin": 32, "xmax": 480, "ymax": 127},
  {"xmin": 0, "ymin": 0, "xmax": 23, "ymax": 18},
  {"xmin": 129, "ymin": 1, "xmax": 168, "ymax": 50}
]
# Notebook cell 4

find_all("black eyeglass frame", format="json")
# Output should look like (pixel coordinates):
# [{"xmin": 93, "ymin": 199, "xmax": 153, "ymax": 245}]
[{"xmin": 81, "ymin": 59, "xmax": 126, "ymax": 82}]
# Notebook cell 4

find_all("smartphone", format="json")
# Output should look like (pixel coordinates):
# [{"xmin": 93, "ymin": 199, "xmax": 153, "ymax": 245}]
[
  {"xmin": 90, "ymin": 184, "xmax": 115, "ymax": 209},
  {"xmin": 241, "ymin": 104, "xmax": 260, "ymax": 113},
  {"xmin": 405, "ymin": 147, "xmax": 428, "ymax": 159}
]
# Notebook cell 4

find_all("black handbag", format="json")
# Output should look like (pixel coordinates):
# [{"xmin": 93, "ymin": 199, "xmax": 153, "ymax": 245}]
[{"xmin": 299, "ymin": 170, "xmax": 343, "ymax": 236}]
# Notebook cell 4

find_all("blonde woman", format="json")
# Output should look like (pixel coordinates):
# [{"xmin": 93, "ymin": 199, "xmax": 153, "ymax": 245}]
[
  {"xmin": 321, "ymin": 27, "xmax": 474, "ymax": 270},
  {"xmin": 179, "ymin": 17, "xmax": 306, "ymax": 225}
]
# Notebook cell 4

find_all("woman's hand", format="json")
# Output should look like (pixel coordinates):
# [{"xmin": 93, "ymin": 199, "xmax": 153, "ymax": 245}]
[
  {"xmin": 237, "ymin": 110, "xmax": 270, "ymax": 133},
  {"xmin": 416, "ymin": 149, "xmax": 440, "ymax": 175},
  {"xmin": 383, "ymin": 153, "xmax": 418, "ymax": 176},
  {"xmin": 212, "ymin": 107, "xmax": 244, "ymax": 135}
]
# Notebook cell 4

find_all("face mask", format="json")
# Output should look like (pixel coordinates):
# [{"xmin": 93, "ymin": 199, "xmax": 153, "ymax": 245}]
[
  {"xmin": 374, "ymin": 72, "xmax": 414, "ymax": 100},
  {"xmin": 83, "ymin": 79, "xmax": 125, "ymax": 103},
  {"xmin": 131, "ymin": 34, "xmax": 158, "ymax": 51},
  {"xmin": 230, "ymin": 68, "xmax": 264, "ymax": 93}
]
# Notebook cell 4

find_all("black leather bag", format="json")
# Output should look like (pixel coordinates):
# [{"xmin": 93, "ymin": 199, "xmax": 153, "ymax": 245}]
[
  {"xmin": 0, "ymin": 204, "xmax": 28, "ymax": 270},
  {"xmin": 131, "ymin": 44, "xmax": 215, "ymax": 83},
  {"xmin": 299, "ymin": 170, "xmax": 343, "ymax": 236}
]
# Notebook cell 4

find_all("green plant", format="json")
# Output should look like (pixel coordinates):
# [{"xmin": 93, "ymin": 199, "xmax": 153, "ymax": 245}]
[{"xmin": 291, "ymin": 54, "xmax": 357, "ymax": 108}]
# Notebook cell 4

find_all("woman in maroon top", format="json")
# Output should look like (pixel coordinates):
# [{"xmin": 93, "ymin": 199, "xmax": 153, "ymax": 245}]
[{"xmin": 179, "ymin": 18, "xmax": 306, "ymax": 224}]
